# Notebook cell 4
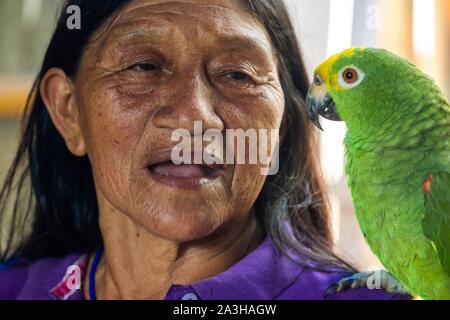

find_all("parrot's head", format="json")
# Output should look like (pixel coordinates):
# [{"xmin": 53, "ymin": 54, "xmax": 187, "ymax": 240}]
[{"xmin": 306, "ymin": 47, "xmax": 417, "ymax": 131}]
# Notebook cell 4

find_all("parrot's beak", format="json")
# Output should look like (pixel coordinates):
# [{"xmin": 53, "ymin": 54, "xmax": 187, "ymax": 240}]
[{"xmin": 305, "ymin": 74, "xmax": 341, "ymax": 131}]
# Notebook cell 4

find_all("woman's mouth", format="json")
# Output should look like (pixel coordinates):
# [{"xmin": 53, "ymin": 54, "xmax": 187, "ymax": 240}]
[{"xmin": 147, "ymin": 150, "xmax": 224, "ymax": 189}]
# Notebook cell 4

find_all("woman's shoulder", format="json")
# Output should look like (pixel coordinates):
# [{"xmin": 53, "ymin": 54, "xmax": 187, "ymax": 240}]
[
  {"xmin": 278, "ymin": 264, "xmax": 411, "ymax": 300},
  {"xmin": 0, "ymin": 252, "xmax": 87, "ymax": 300},
  {"xmin": 0, "ymin": 258, "xmax": 30, "ymax": 300},
  {"xmin": 198, "ymin": 235, "xmax": 411, "ymax": 300}
]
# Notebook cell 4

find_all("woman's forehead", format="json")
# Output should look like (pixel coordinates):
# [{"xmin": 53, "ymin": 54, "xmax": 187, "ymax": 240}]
[
  {"xmin": 92, "ymin": 0, "xmax": 272, "ymax": 53},
  {"xmin": 117, "ymin": 0, "xmax": 251, "ymax": 24}
]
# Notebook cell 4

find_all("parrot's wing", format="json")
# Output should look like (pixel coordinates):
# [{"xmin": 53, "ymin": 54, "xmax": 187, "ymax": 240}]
[{"xmin": 422, "ymin": 171, "xmax": 450, "ymax": 277}]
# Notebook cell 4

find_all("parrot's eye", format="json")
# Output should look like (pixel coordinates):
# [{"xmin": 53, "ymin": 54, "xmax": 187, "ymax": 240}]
[
  {"xmin": 337, "ymin": 66, "xmax": 365, "ymax": 89},
  {"xmin": 343, "ymin": 68, "xmax": 358, "ymax": 83}
]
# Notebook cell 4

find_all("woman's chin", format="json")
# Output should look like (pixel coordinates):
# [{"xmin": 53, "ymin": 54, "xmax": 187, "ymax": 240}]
[{"xmin": 138, "ymin": 210, "xmax": 222, "ymax": 243}]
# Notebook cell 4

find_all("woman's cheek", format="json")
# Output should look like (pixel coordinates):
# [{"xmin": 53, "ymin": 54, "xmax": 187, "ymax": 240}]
[
  {"xmin": 224, "ymin": 86, "xmax": 284, "ymax": 129},
  {"xmin": 218, "ymin": 91, "xmax": 283, "ymax": 169},
  {"xmin": 80, "ymin": 86, "xmax": 149, "ymax": 202},
  {"xmin": 220, "ymin": 90, "xmax": 283, "ymax": 203}
]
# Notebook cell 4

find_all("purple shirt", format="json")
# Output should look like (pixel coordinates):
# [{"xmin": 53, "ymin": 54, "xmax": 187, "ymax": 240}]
[{"xmin": 0, "ymin": 236, "xmax": 410, "ymax": 300}]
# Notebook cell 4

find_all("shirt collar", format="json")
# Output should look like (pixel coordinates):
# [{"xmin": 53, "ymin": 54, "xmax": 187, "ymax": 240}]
[
  {"xmin": 186, "ymin": 235, "xmax": 305, "ymax": 300},
  {"xmin": 42, "ymin": 234, "xmax": 304, "ymax": 300}
]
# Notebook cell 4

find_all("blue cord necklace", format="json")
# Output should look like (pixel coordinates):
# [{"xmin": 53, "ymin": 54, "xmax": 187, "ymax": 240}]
[{"xmin": 88, "ymin": 247, "xmax": 104, "ymax": 300}]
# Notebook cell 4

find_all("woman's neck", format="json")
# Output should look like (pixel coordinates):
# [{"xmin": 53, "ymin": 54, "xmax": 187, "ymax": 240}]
[{"xmin": 84, "ymin": 206, "xmax": 263, "ymax": 300}]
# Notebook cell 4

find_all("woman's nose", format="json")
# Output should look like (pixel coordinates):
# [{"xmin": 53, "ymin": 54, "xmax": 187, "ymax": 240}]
[{"xmin": 152, "ymin": 74, "xmax": 224, "ymax": 134}]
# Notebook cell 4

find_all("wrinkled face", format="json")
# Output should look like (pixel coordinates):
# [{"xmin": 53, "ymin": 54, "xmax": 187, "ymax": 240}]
[{"xmin": 73, "ymin": 0, "xmax": 285, "ymax": 241}]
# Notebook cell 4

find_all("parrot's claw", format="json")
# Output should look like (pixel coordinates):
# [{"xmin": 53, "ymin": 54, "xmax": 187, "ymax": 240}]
[{"xmin": 324, "ymin": 270, "xmax": 411, "ymax": 298}]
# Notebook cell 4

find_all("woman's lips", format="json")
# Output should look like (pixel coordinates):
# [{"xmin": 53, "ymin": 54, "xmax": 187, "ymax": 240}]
[
  {"xmin": 151, "ymin": 162, "xmax": 215, "ymax": 178},
  {"xmin": 148, "ymin": 160, "xmax": 224, "ymax": 189}
]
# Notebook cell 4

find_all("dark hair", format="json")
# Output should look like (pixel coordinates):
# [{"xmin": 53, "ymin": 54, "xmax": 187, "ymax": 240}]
[{"xmin": 0, "ymin": 0, "xmax": 354, "ymax": 271}]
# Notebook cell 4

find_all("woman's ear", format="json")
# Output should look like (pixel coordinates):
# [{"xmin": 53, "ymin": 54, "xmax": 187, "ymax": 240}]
[{"xmin": 40, "ymin": 68, "xmax": 87, "ymax": 157}]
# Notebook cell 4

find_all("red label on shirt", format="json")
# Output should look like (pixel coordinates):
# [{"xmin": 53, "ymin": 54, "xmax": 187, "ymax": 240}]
[{"xmin": 48, "ymin": 254, "xmax": 88, "ymax": 300}]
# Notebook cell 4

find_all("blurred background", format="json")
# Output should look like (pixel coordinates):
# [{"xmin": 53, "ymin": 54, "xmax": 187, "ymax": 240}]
[{"xmin": 0, "ymin": 0, "xmax": 449, "ymax": 270}]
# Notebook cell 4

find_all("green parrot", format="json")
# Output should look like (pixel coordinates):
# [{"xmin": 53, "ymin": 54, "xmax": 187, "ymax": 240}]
[{"xmin": 305, "ymin": 47, "xmax": 450, "ymax": 300}]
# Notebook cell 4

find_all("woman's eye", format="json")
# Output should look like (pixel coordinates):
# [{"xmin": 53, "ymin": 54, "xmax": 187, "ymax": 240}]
[
  {"xmin": 130, "ymin": 63, "xmax": 158, "ymax": 72},
  {"xmin": 224, "ymin": 71, "xmax": 252, "ymax": 82}
]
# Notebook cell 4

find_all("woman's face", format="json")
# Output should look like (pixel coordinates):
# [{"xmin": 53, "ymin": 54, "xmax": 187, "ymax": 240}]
[{"xmin": 73, "ymin": 0, "xmax": 285, "ymax": 241}]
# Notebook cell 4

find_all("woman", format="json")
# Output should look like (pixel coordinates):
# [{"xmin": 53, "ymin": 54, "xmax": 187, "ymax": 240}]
[{"xmin": 0, "ymin": 0, "xmax": 408, "ymax": 300}]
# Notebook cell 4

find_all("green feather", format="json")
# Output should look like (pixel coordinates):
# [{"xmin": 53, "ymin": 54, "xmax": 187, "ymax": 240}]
[{"xmin": 423, "ymin": 171, "xmax": 450, "ymax": 277}]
